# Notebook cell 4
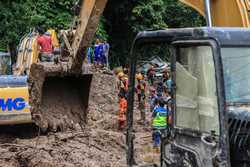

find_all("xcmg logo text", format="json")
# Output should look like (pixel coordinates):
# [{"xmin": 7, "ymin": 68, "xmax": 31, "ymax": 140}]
[{"xmin": 0, "ymin": 98, "xmax": 26, "ymax": 111}]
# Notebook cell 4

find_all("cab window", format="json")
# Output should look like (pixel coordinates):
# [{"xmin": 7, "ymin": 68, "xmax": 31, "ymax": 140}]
[{"xmin": 175, "ymin": 46, "xmax": 220, "ymax": 135}]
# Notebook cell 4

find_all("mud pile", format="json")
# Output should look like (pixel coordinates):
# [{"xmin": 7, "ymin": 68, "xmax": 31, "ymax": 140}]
[
  {"xmin": 88, "ymin": 72, "xmax": 119, "ymax": 131},
  {"xmin": 0, "ymin": 72, "xmax": 159, "ymax": 167},
  {"xmin": 0, "ymin": 129, "xmax": 126, "ymax": 167}
]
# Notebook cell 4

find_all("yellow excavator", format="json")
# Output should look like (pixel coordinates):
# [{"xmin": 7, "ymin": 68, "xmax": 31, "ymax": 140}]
[
  {"xmin": 181, "ymin": 0, "xmax": 250, "ymax": 27},
  {"xmin": 0, "ymin": 0, "xmax": 108, "ymax": 130}
]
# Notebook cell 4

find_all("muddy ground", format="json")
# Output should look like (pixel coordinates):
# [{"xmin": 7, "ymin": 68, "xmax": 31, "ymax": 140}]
[{"xmin": 0, "ymin": 72, "xmax": 159, "ymax": 167}]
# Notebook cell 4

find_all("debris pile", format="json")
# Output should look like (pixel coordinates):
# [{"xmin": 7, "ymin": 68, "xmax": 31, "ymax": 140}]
[{"xmin": 0, "ymin": 72, "xmax": 158, "ymax": 167}]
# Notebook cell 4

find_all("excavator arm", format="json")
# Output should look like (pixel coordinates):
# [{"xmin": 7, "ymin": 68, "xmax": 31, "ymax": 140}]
[
  {"xmin": 70, "ymin": 0, "xmax": 108, "ymax": 73},
  {"xmin": 180, "ymin": 0, "xmax": 250, "ymax": 27}
]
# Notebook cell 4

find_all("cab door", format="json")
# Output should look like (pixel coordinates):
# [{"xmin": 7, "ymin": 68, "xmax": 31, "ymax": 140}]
[{"xmin": 161, "ymin": 40, "xmax": 230, "ymax": 167}]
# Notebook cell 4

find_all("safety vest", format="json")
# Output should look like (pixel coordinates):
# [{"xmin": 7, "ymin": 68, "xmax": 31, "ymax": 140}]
[{"xmin": 153, "ymin": 107, "xmax": 167, "ymax": 128}]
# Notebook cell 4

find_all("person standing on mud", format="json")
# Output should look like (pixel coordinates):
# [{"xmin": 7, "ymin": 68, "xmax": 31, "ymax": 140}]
[
  {"xmin": 147, "ymin": 66, "xmax": 155, "ymax": 86},
  {"xmin": 149, "ymin": 88, "xmax": 157, "ymax": 112},
  {"xmin": 94, "ymin": 39, "xmax": 102, "ymax": 68},
  {"xmin": 152, "ymin": 99, "xmax": 168, "ymax": 153},
  {"xmin": 118, "ymin": 92, "xmax": 127, "ymax": 130},
  {"xmin": 103, "ymin": 40, "xmax": 110, "ymax": 68},
  {"xmin": 136, "ymin": 73, "xmax": 147, "ymax": 124},
  {"xmin": 37, "ymin": 28, "xmax": 54, "ymax": 62},
  {"xmin": 136, "ymin": 73, "xmax": 145, "ymax": 103},
  {"xmin": 99, "ymin": 40, "xmax": 106, "ymax": 67},
  {"xmin": 116, "ymin": 72, "xmax": 128, "ymax": 130},
  {"xmin": 118, "ymin": 73, "xmax": 128, "ymax": 96},
  {"xmin": 86, "ymin": 47, "xmax": 93, "ymax": 64}
]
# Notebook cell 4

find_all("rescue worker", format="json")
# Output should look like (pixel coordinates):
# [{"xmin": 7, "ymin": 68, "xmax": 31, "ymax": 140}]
[
  {"xmin": 156, "ymin": 81, "xmax": 164, "ymax": 97},
  {"xmin": 136, "ymin": 73, "xmax": 147, "ymax": 124},
  {"xmin": 149, "ymin": 88, "xmax": 157, "ymax": 112},
  {"xmin": 117, "ymin": 72, "xmax": 124, "ymax": 99},
  {"xmin": 152, "ymin": 92, "xmax": 162, "ymax": 112},
  {"xmin": 117, "ymin": 71, "xmax": 128, "ymax": 130},
  {"xmin": 119, "ymin": 73, "xmax": 128, "ymax": 96},
  {"xmin": 136, "ymin": 73, "xmax": 145, "ymax": 103},
  {"xmin": 147, "ymin": 66, "xmax": 155, "ymax": 86},
  {"xmin": 152, "ymin": 99, "xmax": 168, "ymax": 152},
  {"xmin": 118, "ymin": 92, "xmax": 127, "ymax": 130},
  {"xmin": 37, "ymin": 28, "xmax": 54, "ymax": 62}
]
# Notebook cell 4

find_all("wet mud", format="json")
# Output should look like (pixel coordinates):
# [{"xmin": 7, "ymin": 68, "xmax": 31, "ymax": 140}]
[{"xmin": 0, "ymin": 72, "xmax": 159, "ymax": 167}]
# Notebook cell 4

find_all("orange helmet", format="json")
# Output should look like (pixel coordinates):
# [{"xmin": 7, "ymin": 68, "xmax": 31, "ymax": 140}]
[{"xmin": 136, "ymin": 73, "xmax": 143, "ymax": 80}]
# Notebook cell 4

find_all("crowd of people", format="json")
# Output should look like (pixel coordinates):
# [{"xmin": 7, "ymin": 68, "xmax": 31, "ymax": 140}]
[
  {"xmin": 36, "ymin": 27, "xmax": 110, "ymax": 68},
  {"xmin": 87, "ymin": 39, "xmax": 110, "ymax": 68},
  {"xmin": 116, "ymin": 65, "xmax": 172, "ymax": 152}
]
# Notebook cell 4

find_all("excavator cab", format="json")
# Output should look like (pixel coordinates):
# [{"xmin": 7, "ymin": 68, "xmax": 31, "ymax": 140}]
[{"xmin": 128, "ymin": 27, "xmax": 250, "ymax": 167}]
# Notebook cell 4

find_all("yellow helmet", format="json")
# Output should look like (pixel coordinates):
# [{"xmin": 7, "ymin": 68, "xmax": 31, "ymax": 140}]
[
  {"xmin": 118, "ymin": 72, "xmax": 124, "ymax": 78},
  {"xmin": 136, "ymin": 73, "xmax": 143, "ymax": 80}
]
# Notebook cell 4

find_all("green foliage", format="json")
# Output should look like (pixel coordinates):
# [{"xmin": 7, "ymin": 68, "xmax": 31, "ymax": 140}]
[
  {"xmin": 131, "ymin": 0, "xmax": 168, "ymax": 33},
  {"xmin": 104, "ymin": 0, "xmax": 205, "ymax": 67},
  {"xmin": 164, "ymin": 0, "xmax": 205, "ymax": 28},
  {"xmin": 0, "ymin": 0, "xmax": 78, "ymax": 50},
  {"xmin": 0, "ymin": 0, "xmax": 205, "ymax": 67},
  {"xmin": 95, "ymin": 17, "xmax": 108, "ymax": 42}
]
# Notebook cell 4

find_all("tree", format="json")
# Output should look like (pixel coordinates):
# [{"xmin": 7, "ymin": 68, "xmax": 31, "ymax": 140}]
[
  {"xmin": 0, "ymin": 0, "xmax": 78, "ymax": 51},
  {"xmin": 130, "ymin": 0, "xmax": 168, "ymax": 32},
  {"xmin": 103, "ymin": 0, "xmax": 205, "ymax": 68},
  {"xmin": 164, "ymin": 0, "xmax": 205, "ymax": 28},
  {"xmin": 0, "ymin": 0, "xmax": 205, "ymax": 67}
]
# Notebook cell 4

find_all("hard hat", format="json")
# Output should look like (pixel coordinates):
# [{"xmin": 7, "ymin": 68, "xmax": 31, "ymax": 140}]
[
  {"xmin": 136, "ymin": 73, "xmax": 143, "ymax": 80},
  {"xmin": 118, "ymin": 72, "xmax": 124, "ymax": 78}
]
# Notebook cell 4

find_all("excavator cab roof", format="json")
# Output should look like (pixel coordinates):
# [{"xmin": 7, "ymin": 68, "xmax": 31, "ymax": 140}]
[{"xmin": 133, "ymin": 27, "xmax": 250, "ymax": 47}]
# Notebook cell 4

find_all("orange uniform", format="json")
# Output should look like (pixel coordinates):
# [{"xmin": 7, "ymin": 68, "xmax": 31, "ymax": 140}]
[{"xmin": 118, "ymin": 97, "xmax": 127, "ymax": 130}]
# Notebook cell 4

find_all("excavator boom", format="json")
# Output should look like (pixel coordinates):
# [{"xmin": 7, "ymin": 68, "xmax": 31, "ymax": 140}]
[
  {"xmin": 180, "ymin": 0, "xmax": 250, "ymax": 27},
  {"xmin": 70, "ymin": 0, "xmax": 108, "ymax": 73}
]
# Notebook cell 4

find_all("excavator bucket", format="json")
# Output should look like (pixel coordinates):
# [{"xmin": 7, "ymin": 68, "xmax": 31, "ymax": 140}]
[{"xmin": 29, "ymin": 67, "xmax": 92, "ymax": 131}]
